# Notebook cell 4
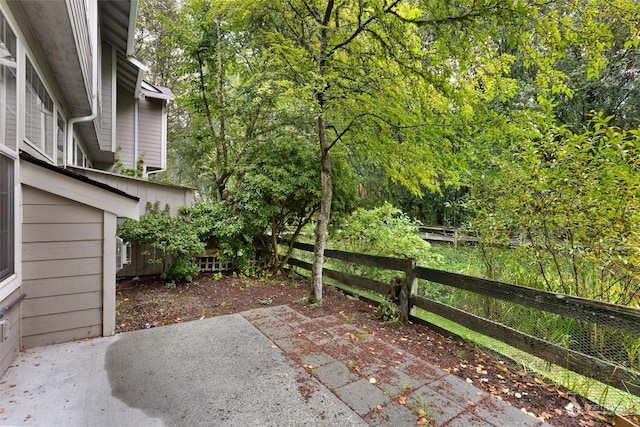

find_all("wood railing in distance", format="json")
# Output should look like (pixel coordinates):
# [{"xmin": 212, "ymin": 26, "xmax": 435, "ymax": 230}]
[{"xmin": 287, "ymin": 241, "xmax": 640, "ymax": 398}]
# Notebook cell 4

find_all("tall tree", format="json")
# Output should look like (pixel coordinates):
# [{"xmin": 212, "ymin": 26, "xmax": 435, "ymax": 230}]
[{"xmin": 243, "ymin": 0, "xmax": 535, "ymax": 303}]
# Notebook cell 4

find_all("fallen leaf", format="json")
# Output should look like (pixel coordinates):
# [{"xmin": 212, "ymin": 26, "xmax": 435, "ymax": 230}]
[
  {"xmin": 417, "ymin": 417, "xmax": 428, "ymax": 425},
  {"xmin": 379, "ymin": 364, "xmax": 388, "ymax": 369},
  {"xmin": 398, "ymin": 396, "xmax": 407, "ymax": 405},
  {"xmin": 465, "ymin": 378, "xmax": 473, "ymax": 384},
  {"xmin": 369, "ymin": 377, "xmax": 377, "ymax": 384},
  {"xmin": 467, "ymin": 400, "xmax": 475, "ymax": 406},
  {"xmin": 0, "ymin": 408, "xmax": 3, "ymax": 414},
  {"xmin": 376, "ymin": 404, "xmax": 383, "ymax": 411},
  {"xmin": 515, "ymin": 392, "xmax": 522, "ymax": 398},
  {"xmin": 534, "ymin": 378, "xmax": 544, "ymax": 385}
]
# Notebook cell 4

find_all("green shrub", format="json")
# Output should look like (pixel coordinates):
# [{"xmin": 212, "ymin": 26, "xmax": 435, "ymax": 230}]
[
  {"xmin": 329, "ymin": 203, "xmax": 441, "ymax": 281},
  {"xmin": 118, "ymin": 202, "xmax": 205, "ymax": 284},
  {"xmin": 377, "ymin": 298, "xmax": 401, "ymax": 325}
]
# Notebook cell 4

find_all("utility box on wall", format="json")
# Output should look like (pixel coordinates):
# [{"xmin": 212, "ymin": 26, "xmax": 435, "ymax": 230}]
[{"xmin": 115, "ymin": 236, "xmax": 131, "ymax": 272}]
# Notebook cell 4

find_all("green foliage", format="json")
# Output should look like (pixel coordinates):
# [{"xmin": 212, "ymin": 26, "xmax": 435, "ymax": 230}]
[
  {"xmin": 468, "ymin": 114, "xmax": 640, "ymax": 306},
  {"xmin": 114, "ymin": 148, "xmax": 146, "ymax": 179},
  {"xmin": 179, "ymin": 202, "xmax": 257, "ymax": 274},
  {"xmin": 377, "ymin": 298, "xmax": 401, "ymax": 325},
  {"xmin": 228, "ymin": 137, "xmax": 356, "ymax": 271},
  {"xmin": 117, "ymin": 202, "xmax": 205, "ymax": 284},
  {"xmin": 329, "ymin": 203, "xmax": 441, "ymax": 282},
  {"xmin": 332, "ymin": 203, "xmax": 441, "ymax": 264}
]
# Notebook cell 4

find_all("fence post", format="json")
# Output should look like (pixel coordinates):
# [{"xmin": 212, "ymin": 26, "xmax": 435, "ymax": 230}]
[{"xmin": 401, "ymin": 258, "xmax": 418, "ymax": 324}]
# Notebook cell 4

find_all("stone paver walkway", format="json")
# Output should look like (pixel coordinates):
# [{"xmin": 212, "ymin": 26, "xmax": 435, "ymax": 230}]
[{"xmin": 242, "ymin": 305, "xmax": 551, "ymax": 427}]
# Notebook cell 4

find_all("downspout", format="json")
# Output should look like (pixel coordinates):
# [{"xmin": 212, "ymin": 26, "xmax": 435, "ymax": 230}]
[
  {"xmin": 66, "ymin": 0, "xmax": 99, "ymax": 168},
  {"xmin": 134, "ymin": 97, "xmax": 139, "ymax": 174}
]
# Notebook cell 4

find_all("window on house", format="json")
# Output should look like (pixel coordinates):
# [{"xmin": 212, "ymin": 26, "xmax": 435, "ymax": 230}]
[
  {"xmin": 0, "ymin": 10, "xmax": 17, "ymax": 152},
  {"xmin": 25, "ymin": 57, "xmax": 54, "ymax": 159},
  {"xmin": 56, "ymin": 112, "xmax": 65, "ymax": 165},
  {"xmin": 72, "ymin": 136, "xmax": 90, "ymax": 168},
  {"xmin": 0, "ymin": 153, "xmax": 14, "ymax": 282}
]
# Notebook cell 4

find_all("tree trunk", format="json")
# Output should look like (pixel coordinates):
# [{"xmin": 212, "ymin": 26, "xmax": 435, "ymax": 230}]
[
  {"xmin": 311, "ymin": 115, "xmax": 332, "ymax": 304},
  {"xmin": 310, "ymin": 0, "xmax": 334, "ymax": 304}
]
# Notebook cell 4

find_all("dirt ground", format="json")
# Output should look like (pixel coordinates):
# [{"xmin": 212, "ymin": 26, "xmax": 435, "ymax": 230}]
[{"xmin": 116, "ymin": 271, "xmax": 614, "ymax": 427}]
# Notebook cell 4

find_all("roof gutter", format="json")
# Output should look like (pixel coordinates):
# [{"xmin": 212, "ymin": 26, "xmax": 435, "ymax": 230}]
[
  {"xmin": 66, "ymin": 0, "xmax": 99, "ymax": 167},
  {"xmin": 126, "ymin": 0, "xmax": 146, "ymax": 98},
  {"xmin": 126, "ymin": 0, "xmax": 139, "ymax": 57}
]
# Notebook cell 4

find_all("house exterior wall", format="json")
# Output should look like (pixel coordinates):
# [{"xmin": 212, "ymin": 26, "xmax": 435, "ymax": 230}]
[
  {"xmin": 21, "ymin": 186, "xmax": 104, "ymax": 348},
  {"xmin": 100, "ymin": 43, "xmax": 115, "ymax": 152},
  {"xmin": 116, "ymin": 84, "xmax": 135, "ymax": 168},
  {"xmin": 138, "ymin": 95, "xmax": 164, "ymax": 170},
  {"xmin": 0, "ymin": 288, "xmax": 22, "ymax": 377}
]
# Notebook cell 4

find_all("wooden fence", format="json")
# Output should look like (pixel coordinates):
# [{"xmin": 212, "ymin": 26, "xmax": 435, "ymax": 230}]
[{"xmin": 287, "ymin": 241, "xmax": 640, "ymax": 398}]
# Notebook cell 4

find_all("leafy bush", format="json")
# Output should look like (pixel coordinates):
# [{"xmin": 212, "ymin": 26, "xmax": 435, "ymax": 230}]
[
  {"xmin": 118, "ymin": 202, "xmax": 205, "ymax": 284},
  {"xmin": 468, "ymin": 114, "xmax": 640, "ymax": 305},
  {"xmin": 179, "ymin": 202, "xmax": 258, "ymax": 274},
  {"xmin": 329, "ymin": 203, "xmax": 442, "ymax": 281},
  {"xmin": 377, "ymin": 298, "xmax": 401, "ymax": 325}
]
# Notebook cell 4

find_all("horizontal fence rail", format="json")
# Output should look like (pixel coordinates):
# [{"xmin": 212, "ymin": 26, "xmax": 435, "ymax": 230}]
[{"xmin": 287, "ymin": 241, "xmax": 640, "ymax": 398}]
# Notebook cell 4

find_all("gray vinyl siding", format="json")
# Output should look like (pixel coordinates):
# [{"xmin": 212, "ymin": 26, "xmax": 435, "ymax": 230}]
[
  {"xmin": 100, "ymin": 43, "xmax": 114, "ymax": 152},
  {"xmin": 116, "ymin": 85, "xmax": 135, "ymax": 168},
  {"xmin": 138, "ymin": 96, "xmax": 163, "ymax": 170},
  {"xmin": 21, "ymin": 186, "xmax": 103, "ymax": 348},
  {"xmin": 0, "ymin": 288, "xmax": 21, "ymax": 375}
]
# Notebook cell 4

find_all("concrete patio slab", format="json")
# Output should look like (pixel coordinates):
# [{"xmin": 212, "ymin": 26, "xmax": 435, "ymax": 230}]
[
  {"xmin": 0, "ymin": 306, "xmax": 552, "ymax": 426},
  {"xmin": 0, "ymin": 313, "xmax": 365, "ymax": 426}
]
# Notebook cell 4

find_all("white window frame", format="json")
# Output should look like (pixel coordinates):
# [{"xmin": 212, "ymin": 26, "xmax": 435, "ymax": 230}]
[
  {"xmin": 56, "ymin": 111, "xmax": 65, "ymax": 166},
  {"xmin": 23, "ymin": 54, "xmax": 57, "ymax": 162},
  {"xmin": 0, "ymin": 3, "xmax": 19, "ymax": 301}
]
